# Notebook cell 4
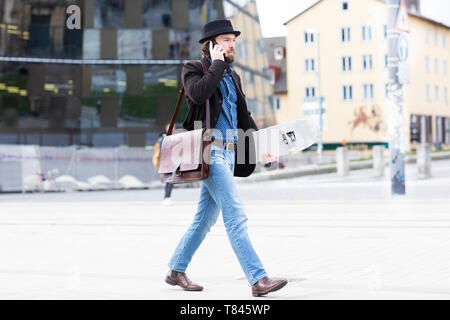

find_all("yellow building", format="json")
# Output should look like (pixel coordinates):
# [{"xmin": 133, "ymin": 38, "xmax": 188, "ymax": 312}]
[
  {"xmin": 284, "ymin": 0, "xmax": 450, "ymax": 152},
  {"xmin": 227, "ymin": 0, "xmax": 277, "ymax": 128}
]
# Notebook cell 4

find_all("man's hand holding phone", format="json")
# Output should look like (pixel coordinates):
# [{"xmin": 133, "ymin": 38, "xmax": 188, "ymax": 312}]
[{"xmin": 209, "ymin": 40, "xmax": 225, "ymax": 62}]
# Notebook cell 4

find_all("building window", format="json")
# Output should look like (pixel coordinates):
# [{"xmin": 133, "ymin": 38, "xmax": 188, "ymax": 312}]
[
  {"xmin": 443, "ymin": 34, "xmax": 447, "ymax": 48},
  {"xmin": 425, "ymin": 56, "xmax": 430, "ymax": 73},
  {"xmin": 341, "ymin": 27, "xmax": 351, "ymax": 43},
  {"xmin": 383, "ymin": 24, "xmax": 387, "ymax": 39},
  {"xmin": 247, "ymin": 98, "xmax": 263, "ymax": 115},
  {"xmin": 362, "ymin": 54, "xmax": 373, "ymax": 71},
  {"xmin": 361, "ymin": 25, "xmax": 372, "ymax": 41},
  {"xmin": 444, "ymin": 87, "xmax": 449, "ymax": 103},
  {"xmin": 363, "ymin": 84, "xmax": 374, "ymax": 101},
  {"xmin": 435, "ymin": 86, "xmax": 440, "ymax": 101},
  {"xmin": 94, "ymin": 0, "xmax": 125, "ymax": 28},
  {"xmin": 236, "ymin": 41, "xmax": 248, "ymax": 60},
  {"xmin": 434, "ymin": 29, "xmax": 439, "ymax": 46},
  {"xmin": 187, "ymin": 0, "xmax": 220, "ymax": 28},
  {"xmin": 305, "ymin": 58, "xmax": 315, "ymax": 72},
  {"xmin": 268, "ymin": 95, "xmax": 281, "ymax": 112},
  {"xmin": 426, "ymin": 84, "xmax": 431, "ymax": 101},
  {"xmin": 262, "ymin": 67, "xmax": 275, "ymax": 84},
  {"xmin": 243, "ymin": 70, "xmax": 254, "ymax": 85},
  {"xmin": 342, "ymin": 2, "xmax": 349, "ymax": 11},
  {"xmin": 256, "ymin": 38, "xmax": 265, "ymax": 56},
  {"xmin": 435, "ymin": 58, "xmax": 439, "ymax": 74},
  {"xmin": 425, "ymin": 27, "xmax": 429, "ymax": 44},
  {"xmin": 444, "ymin": 60, "xmax": 448, "ymax": 75},
  {"xmin": 385, "ymin": 54, "xmax": 388, "ymax": 68},
  {"xmin": 83, "ymin": 29, "xmax": 100, "ymax": 59},
  {"xmin": 304, "ymin": 31, "xmax": 315, "ymax": 44},
  {"xmin": 342, "ymin": 56, "xmax": 352, "ymax": 72},
  {"xmin": 118, "ymin": 29, "xmax": 152, "ymax": 59},
  {"xmin": 342, "ymin": 85, "xmax": 353, "ymax": 101},
  {"xmin": 305, "ymin": 86, "xmax": 316, "ymax": 100}
]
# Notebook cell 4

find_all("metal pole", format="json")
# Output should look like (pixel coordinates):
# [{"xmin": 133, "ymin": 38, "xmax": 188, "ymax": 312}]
[
  {"xmin": 386, "ymin": 0, "xmax": 406, "ymax": 195},
  {"xmin": 317, "ymin": 32, "xmax": 323, "ymax": 164}
]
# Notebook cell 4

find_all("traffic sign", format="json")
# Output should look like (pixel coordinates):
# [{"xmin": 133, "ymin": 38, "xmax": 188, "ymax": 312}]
[
  {"xmin": 396, "ymin": 0, "xmax": 410, "ymax": 34},
  {"xmin": 397, "ymin": 34, "xmax": 409, "ymax": 62}
]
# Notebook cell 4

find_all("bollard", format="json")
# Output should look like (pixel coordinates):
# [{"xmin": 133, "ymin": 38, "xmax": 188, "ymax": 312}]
[
  {"xmin": 372, "ymin": 145, "xmax": 385, "ymax": 177},
  {"xmin": 417, "ymin": 143, "xmax": 431, "ymax": 179},
  {"xmin": 336, "ymin": 147, "xmax": 349, "ymax": 176}
]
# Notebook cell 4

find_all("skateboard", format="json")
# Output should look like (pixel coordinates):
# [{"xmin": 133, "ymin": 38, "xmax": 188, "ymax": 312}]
[{"xmin": 252, "ymin": 119, "xmax": 320, "ymax": 162}]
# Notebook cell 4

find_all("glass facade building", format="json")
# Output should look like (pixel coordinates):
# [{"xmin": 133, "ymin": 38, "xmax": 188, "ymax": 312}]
[{"xmin": 0, "ymin": 0, "xmax": 225, "ymax": 147}]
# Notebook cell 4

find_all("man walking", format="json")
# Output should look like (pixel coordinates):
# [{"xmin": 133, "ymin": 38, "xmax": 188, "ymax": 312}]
[{"xmin": 165, "ymin": 20, "xmax": 287, "ymax": 297}]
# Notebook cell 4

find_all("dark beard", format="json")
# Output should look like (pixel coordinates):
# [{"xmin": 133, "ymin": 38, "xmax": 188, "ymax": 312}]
[{"xmin": 225, "ymin": 54, "xmax": 235, "ymax": 64}]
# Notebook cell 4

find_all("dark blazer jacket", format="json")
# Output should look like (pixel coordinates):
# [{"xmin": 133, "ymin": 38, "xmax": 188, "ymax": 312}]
[{"xmin": 181, "ymin": 57, "xmax": 259, "ymax": 177}]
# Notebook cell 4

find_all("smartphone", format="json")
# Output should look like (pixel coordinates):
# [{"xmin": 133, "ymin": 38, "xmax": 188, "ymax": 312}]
[{"xmin": 211, "ymin": 39, "xmax": 218, "ymax": 48}]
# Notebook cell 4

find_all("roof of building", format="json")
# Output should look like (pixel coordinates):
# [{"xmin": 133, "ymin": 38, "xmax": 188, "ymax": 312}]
[{"xmin": 283, "ymin": 0, "xmax": 449, "ymax": 29}]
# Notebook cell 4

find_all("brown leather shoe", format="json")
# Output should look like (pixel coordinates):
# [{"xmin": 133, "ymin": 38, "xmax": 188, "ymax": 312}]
[
  {"xmin": 165, "ymin": 270, "xmax": 203, "ymax": 291},
  {"xmin": 251, "ymin": 276, "xmax": 288, "ymax": 297}
]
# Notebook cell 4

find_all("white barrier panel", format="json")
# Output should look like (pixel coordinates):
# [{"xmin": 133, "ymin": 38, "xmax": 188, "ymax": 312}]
[{"xmin": 0, "ymin": 145, "xmax": 158, "ymax": 193}]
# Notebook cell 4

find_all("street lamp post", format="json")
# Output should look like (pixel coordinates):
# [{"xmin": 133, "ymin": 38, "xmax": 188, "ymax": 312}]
[{"xmin": 386, "ymin": 0, "xmax": 406, "ymax": 195}]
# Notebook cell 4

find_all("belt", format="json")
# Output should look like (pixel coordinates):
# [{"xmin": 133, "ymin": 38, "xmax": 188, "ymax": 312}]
[{"xmin": 211, "ymin": 139, "xmax": 237, "ymax": 151}]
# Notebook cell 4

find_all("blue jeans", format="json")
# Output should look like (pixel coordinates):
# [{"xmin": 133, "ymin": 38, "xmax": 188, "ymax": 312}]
[{"xmin": 168, "ymin": 144, "xmax": 267, "ymax": 285}]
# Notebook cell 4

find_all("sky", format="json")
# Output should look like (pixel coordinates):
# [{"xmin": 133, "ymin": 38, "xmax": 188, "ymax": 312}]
[{"xmin": 252, "ymin": 0, "xmax": 450, "ymax": 38}]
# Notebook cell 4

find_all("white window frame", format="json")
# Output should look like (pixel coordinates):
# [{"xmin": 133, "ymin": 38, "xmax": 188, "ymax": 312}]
[
  {"xmin": 342, "ymin": 85, "xmax": 353, "ymax": 101},
  {"xmin": 435, "ymin": 85, "xmax": 440, "ymax": 101},
  {"xmin": 341, "ymin": 27, "xmax": 351, "ymax": 43},
  {"xmin": 304, "ymin": 31, "xmax": 315, "ymax": 45},
  {"xmin": 305, "ymin": 86, "xmax": 316, "ymax": 100},
  {"xmin": 361, "ymin": 25, "xmax": 372, "ymax": 42},
  {"xmin": 341, "ymin": 56, "xmax": 352, "ymax": 72},
  {"xmin": 304, "ymin": 58, "xmax": 315, "ymax": 72},
  {"xmin": 362, "ymin": 54, "xmax": 373, "ymax": 71},
  {"xmin": 363, "ymin": 83, "xmax": 374, "ymax": 101},
  {"xmin": 426, "ymin": 84, "xmax": 431, "ymax": 101}
]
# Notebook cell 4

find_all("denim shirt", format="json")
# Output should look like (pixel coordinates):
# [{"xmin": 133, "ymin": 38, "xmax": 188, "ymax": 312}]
[{"xmin": 209, "ymin": 59, "xmax": 238, "ymax": 144}]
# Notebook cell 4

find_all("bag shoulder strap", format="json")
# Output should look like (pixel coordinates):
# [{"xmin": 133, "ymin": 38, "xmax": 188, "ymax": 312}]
[{"xmin": 167, "ymin": 61, "xmax": 210, "ymax": 136}]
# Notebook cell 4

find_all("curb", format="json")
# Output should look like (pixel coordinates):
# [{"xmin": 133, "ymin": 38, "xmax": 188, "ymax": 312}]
[{"xmin": 236, "ymin": 152, "xmax": 450, "ymax": 184}]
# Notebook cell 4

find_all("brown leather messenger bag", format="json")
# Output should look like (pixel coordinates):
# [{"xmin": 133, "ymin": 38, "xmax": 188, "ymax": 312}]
[{"xmin": 158, "ymin": 61, "xmax": 211, "ymax": 184}]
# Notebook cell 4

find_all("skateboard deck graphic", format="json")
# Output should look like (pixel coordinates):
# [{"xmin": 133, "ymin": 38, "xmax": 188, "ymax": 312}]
[{"xmin": 252, "ymin": 119, "xmax": 320, "ymax": 162}]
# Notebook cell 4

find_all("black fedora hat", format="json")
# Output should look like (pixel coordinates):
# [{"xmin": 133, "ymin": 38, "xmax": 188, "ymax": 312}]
[{"xmin": 198, "ymin": 19, "xmax": 241, "ymax": 44}]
